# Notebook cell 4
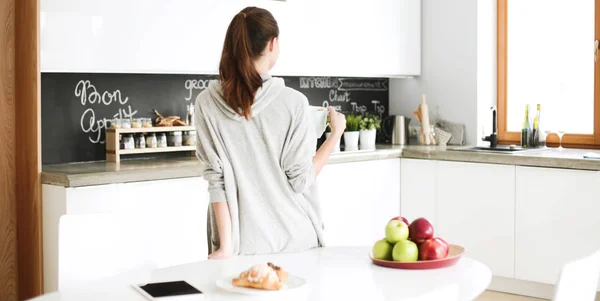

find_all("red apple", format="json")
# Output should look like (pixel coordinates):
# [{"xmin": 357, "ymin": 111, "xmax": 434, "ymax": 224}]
[
  {"xmin": 408, "ymin": 217, "xmax": 434, "ymax": 244},
  {"xmin": 418, "ymin": 237, "xmax": 449, "ymax": 261},
  {"xmin": 390, "ymin": 216, "xmax": 409, "ymax": 226}
]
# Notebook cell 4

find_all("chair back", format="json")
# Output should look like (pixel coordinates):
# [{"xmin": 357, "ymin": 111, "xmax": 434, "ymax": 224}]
[
  {"xmin": 58, "ymin": 213, "xmax": 154, "ymax": 291},
  {"xmin": 552, "ymin": 249, "xmax": 600, "ymax": 301}
]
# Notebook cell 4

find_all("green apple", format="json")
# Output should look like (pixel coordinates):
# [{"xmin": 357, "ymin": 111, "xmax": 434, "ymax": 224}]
[
  {"xmin": 392, "ymin": 239, "xmax": 419, "ymax": 262},
  {"xmin": 385, "ymin": 220, "xmax": 409, "ymax": 243},
  {"xmin": 372, "ymin": 239, "xmax": 394, "ymax": 260}
]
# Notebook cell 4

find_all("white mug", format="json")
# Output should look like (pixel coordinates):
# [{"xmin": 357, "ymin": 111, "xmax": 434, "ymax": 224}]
[{"xmin": 310, "ymin": 106, "xmax": 328, "ymax": 138}]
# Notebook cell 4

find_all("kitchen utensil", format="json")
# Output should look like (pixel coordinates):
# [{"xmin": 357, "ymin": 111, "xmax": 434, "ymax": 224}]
[
  {"xmin": 436, "ymin": 119, "xmax": 466, "ymax": 145},
  {"xmin": 413, "ymin": 98, "xmax": 436, "ymax": 145},
  {"xmin": 420, "ymin": 94, "xmax": 433, "ymax": 145},
  {"xmin": 216, "ymin": 274, "xmax": 308, "ymax": 296},
  {"xmin": 370, "ymin": 244, "xmax": 466, "ymax": 270},
  {"xmin": 435, "ymin": 128, "xmax": 452, "ymax": 146},
  {"xmin": 382, "ymin": 115, "xmax": 411, "ymax": 145}
]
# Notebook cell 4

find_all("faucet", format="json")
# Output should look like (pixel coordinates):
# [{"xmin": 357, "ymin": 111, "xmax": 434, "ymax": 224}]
[{"xmin": 482, "ymin": 106, "xmax": 498, "ymax": 148}]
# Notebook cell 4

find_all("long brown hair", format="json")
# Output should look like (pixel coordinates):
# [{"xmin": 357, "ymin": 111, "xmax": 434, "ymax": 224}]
[{"xmin": 219, "ymin": 7, "xmax": 279, "ymax": 119}]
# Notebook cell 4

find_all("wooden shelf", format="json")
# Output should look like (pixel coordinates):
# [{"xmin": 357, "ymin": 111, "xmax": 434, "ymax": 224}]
[
  {"xmin": 105, "ymin": 126, "xmax": 196, "ymax": 163},
  {"xmin": 106, "ymin": 126, "xmax": 195, "ymax": 134},
  {"xmin": 117, "ymin": 146, "xmax": 195, "ymax": 155}
]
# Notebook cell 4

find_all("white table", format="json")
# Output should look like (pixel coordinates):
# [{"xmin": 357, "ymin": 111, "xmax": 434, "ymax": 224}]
[{"xmin": 30, "ymin": 247, "xmax": 491, "ymax": 301}]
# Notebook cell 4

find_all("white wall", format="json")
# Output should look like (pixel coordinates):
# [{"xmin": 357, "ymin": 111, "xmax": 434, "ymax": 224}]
[
  {"xmin": 477, "ymin": 0, "xmax": 497, "ymax": 143},
  {"xmin": 390, "ymin": 0, "xmax": 496, "ymax": 145}
]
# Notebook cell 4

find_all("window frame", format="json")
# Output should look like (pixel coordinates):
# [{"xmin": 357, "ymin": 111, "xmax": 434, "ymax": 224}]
[{"xmin": 497, "ymin": 0, "xmax": 600, "ymax": 148}]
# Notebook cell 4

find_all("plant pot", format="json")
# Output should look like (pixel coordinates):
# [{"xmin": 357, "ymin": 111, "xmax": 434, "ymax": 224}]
[
  {"xmin": 359, "ymin": 129, "xmax": 377, "ymax": 149},
  {"xmin": 325, "ymin": 132, "xmax": 341, "ymax": 153},
  {"xmin": 343, "ymin": 131, "xmax": 360, "ymax": 149}
]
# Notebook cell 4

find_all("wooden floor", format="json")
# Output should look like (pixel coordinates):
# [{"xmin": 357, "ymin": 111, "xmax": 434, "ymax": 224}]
[
  {"xmin": 475, "ymin": 291, "xmax": 547, "ymax": 301},
  {"xmin": 476, "ymin": 290, "xmax": 600, "ymax": 301}
]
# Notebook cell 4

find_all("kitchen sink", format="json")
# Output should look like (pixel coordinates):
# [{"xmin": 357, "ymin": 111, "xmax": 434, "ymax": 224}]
[{"xmin": 450, "ymin": 145, "xmax": 540, "ymax": 154}]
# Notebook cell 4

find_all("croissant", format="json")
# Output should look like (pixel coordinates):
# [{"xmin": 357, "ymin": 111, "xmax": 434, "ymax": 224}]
[
  {"xmin": 232, "ymin": 262, "xmax": 288, "ymax": 290},
  {"xmin": 154, "ymin": 109, "xmax": 186, "ymax": 126}
]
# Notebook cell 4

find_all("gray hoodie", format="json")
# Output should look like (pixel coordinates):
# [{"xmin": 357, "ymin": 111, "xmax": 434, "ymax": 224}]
[{"xmin": 194, "ymin": 74, "xmax": 324, "ymax": 255}]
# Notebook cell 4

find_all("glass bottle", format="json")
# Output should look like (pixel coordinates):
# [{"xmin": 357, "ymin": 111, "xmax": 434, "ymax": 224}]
[
  {"xmin": 532, "ymin": 104, "xmax": 541, "ymax": 147},
  {"xmin": 520, "ymin": 105, "xmax": 531, "ymax": 148}
]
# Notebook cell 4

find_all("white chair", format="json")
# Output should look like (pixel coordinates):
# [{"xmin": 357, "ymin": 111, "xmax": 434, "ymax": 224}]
[
  {"xmin": 58, "ymin": 213, "xmax": 156, "ymax": 291},
  {"xmin": 552, "ymin": 249, "xmax": 600, "ymax": 301}
]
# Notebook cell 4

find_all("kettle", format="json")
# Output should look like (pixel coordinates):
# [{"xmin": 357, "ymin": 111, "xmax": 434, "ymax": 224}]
[{"xmin": 382, "ymin": 115, "xmax": 411, "ymax": 145}]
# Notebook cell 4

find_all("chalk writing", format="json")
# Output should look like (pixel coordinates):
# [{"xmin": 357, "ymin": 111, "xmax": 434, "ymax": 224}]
[
  {"xmin": 184, "ymin": 79, "xmax": 212, "ymax": 101},
  {"xmin": 338, "ymin": 78, "xmax": 388, "ymax": 91},
  {"xmin": 350, "ymin": 102, "xmax": 367, "ymax": 114},
  {"xmin": 75, "ymin": 80, "xmax": 137, "ymax": 144},
  {"xmin": 300, "ymin": 77, "xmax": 340, "ymax": 89},
  {"xmin": 372, "ymin": 100, "xmax": 386, "ymax": 117},
  {"xmin": 75, "ymin": 80, "xmax": 129, "ymax": 106},
  {"xmin": 329, "ymin": 90, "xmax": 351, "ymax": 103}
]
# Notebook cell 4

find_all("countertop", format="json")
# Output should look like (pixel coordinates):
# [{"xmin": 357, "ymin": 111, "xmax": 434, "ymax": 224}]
[{"xmin": 42, "ymin": 144, "xmax": 600, "ymax": 187}]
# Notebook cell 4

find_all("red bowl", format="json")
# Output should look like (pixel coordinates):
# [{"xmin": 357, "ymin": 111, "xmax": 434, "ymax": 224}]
[{"xmin": 370, "ymin": 244, "xmax": 466, "ymax": 270}]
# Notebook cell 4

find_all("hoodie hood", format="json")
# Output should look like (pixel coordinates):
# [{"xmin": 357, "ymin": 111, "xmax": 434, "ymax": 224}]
[{"xmin": 208, "ymin": 74, "xmax": 286, "ymax": 121}]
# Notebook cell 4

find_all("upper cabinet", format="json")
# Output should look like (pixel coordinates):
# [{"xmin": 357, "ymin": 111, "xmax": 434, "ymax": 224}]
[{"xmin": 41, "ymin": 0, "xmax": 421, "ymax": 77}]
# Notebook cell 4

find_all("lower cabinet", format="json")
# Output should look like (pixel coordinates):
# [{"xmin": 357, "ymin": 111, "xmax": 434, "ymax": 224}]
[
  {"xmin": 318, "ymin": 159, "xmax": 401, "ymax": 246},
  {"xmin": 400, "ymin": 159, "xmax": 600, "ymax": 291},
  {"xmin": 400, "ymin": 159, "xmax": 437, "ymax": 225},
  {"xmin": 42, "ymin": 177, "xmax": 209, "ymax": 292},
  {"xmin": 400, "ymin": 159, "xmax": 516, "ymax": 279},
  {"xmin": 43, "ymin": 159, "xmax": 403, "ymax": 292},
  {"xmin": 436, "ymin": 161, "xmax": 515, "ymax": 278},
  {"xmin": 515, "ymin": 166, "xmax": 600, "ymax": 287}
]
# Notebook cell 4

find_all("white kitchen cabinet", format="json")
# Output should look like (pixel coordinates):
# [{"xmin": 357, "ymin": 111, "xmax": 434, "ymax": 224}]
[
  {"xmin": 436, "ymin": 161, "xmax": 516, "ymax": 278},
  {"xmin": 41, "ymin": 0, "xmax": 421, "ymax": 77},
  {"xmin": 41, "ymin": 0, "xmax": 243, "ymax": 74},
  {"xmin": 515, "ymin": 166, "xmax": 600, "ymax": 287},
  {"xmin": 400, "ymin": 158, "xmax": 437, "ymax": 224},
  {"xmin": 42, "ymin": 177, "xmax": 210, "ymax": 293},
  {"xmin": 317, "ymin": 159, "xmax": 401, "ymax": 246}
]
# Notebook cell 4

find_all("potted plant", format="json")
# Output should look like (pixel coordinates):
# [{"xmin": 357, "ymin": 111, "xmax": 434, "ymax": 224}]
[
  {"xmin": 344, "ymin": 114, "xmax": 361, "ymax": 150},
  {"xmin": 325, "ymin": 124, "xmax": 341, "ymax": 153},
  {"xmin": 359, "ymin": 113, "xmax": 381, "ymax": 148}
]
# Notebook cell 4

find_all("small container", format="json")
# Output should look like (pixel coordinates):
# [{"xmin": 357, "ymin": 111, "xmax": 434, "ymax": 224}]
[
  {"xmin": 143, "ymin": 118, "xmax": 153, "ymax": 128},
  {"xmin": 131, "ymin": 118, "xmax": 142, "ymax": 128},
  {"xmin": 111, "ymin": 118, "xmax": 122, "ymax": 129},
  {"xmin": 168, "ymin": 131, "xmax": 183, "ymax": 147},
  {"xmin": 183, "ymin": 131, "xmax": 196, "ymax": 146},
  {"xmin": 145, "ymin": 133, "xmax": 157, "ymax": 148},
  {"xmin": 135, "ymin": 134, "xmax": 146, "ymax": 148},
  {"xmin": 157, "ymin": 133, "xmax": 167, "ymax": 148},
  {"xmin": 122, "ymin": 134, "xmax": 134, "ymax": 149},
  {"xmin": 121, "ymin": 118, "xmax": 132, "ymax": 129}
]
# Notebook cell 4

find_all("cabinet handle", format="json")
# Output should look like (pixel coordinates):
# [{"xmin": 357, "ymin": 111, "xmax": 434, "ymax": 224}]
[{"xmin": 595, "ymin": 40, "xmax": 599, "ymax": 62}]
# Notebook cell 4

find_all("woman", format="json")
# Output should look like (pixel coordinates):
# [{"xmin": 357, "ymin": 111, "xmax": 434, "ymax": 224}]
[{"xmin": 195, "ymin": 6, "xmax": 346, "ymax": 259}]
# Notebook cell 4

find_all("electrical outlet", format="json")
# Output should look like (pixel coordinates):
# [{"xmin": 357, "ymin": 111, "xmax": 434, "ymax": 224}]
[{"xmin": 409, "ymin": 125, "xmax": 419, "ymax": 138}]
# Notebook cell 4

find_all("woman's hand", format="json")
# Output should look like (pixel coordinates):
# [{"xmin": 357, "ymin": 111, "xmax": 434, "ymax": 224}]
[
  {"xmin": 208, "ymin": 245, "xmax": 233, "ymax": 260},
  {"xmin": 328, "ymin": 107, "xmax": 346, "ymax": 137}
]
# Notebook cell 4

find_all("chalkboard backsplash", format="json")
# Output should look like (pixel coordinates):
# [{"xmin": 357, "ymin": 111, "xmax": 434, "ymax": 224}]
[{"xmin": 42, "ymin": 73, "xmax": 389, "ymax": 164}]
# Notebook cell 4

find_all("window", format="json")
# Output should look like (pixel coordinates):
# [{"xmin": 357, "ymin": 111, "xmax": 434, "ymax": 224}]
[{"xmin": 497, "ymin": 0, "xmax": 600, "ymax": 147}]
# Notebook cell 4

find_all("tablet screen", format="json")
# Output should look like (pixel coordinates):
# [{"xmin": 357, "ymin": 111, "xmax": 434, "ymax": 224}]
[{"xmin": 138, "ymin": 281, "xmax": 202, "ymax": 298}]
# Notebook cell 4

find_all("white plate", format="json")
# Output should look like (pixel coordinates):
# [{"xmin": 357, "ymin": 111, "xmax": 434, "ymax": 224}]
[{"xmin": 216, "ymin": 274, "xmax": 307, "ymax": 296}]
